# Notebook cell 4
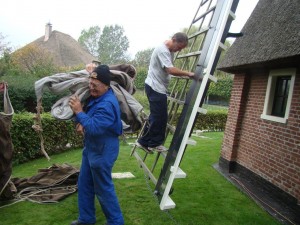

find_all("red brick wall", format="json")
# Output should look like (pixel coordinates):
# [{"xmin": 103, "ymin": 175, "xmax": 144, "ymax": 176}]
[{"xmin": 221, "ymin": 70, "xmax": 300, "ymax": 202}]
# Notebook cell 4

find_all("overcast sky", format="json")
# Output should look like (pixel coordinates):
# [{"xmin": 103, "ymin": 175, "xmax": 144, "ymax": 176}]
[{"xmin": 0, "ymin": 0, "xmax": 258, "ymax": 58}]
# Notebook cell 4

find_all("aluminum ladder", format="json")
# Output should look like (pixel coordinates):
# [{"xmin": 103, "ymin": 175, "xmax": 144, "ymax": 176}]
[{"xmin": 131, "ymin": 0, "xmax": 240, "ymax": 210}]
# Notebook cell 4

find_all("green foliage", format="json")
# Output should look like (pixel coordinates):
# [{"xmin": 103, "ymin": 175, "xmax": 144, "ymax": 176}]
[
  {"xmin": 0, "ymin": 33, "xmax": 13, "ymax": 77},
  {"xmin": 208, "ymin": 77, "xmax": 233, "ymax": 100},
  {"xmin": 78, "ymin": 26, "xmax": 101, "ymax": 57},
  {"xmin": 11, "ymin": 112, "xmax": 82, "ymax": 165},
  {"xmin": 11, "ymin": 44, "xmax": 58, "ymax": 78},
  {"xmin": 132, "ymin": 48, "xmax": 154, "ymax": 68},
  {"xmin": 0, "ymin": 51, "xmax": 13, "ymax": 77},
  {"xmin": 171, "ymin": 110, "xmax": 228, "ymax": 131},
  {"xmin": 0, "ymin": 32, "xmax": 12, "ymax": 57},
  {"xmin": 2, "ymin": 75, "xmax": 66, "ymax": 112},
  {"xmin": 98, "ymin": 25, "xmax": 130, "ymax": 64},
  {"xmin": 134, "ymin": 67, "xmax": 147, "ymax": 90},
  {"xmin": 195, "ymin": 110, "xmax": 228, "ymax": 131}
]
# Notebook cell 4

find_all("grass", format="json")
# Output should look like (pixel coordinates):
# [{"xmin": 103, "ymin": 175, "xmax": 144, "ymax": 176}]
[{"xmin": 1, "ymin": 132, "xmax": 281, "ymax": 225}]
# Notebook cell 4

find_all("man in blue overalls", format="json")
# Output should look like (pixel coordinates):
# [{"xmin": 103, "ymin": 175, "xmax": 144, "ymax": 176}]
[{"xmin": 69, "ymin": 65, "xmax": 124, "ymax": 225}]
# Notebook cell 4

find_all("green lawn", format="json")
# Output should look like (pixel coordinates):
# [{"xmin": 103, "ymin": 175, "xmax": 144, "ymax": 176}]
[{"xmin": 1, "ymin": 132, "xmax": 281, "ymax": 225}]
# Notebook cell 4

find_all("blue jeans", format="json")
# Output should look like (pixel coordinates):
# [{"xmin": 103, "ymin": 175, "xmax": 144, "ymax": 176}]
[{"xmin": 138, "ymin": 84, "xmax": 168, "ymax": 148}]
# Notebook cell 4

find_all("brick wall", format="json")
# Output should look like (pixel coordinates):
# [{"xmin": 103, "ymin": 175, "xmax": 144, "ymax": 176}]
[{"xmin": 221, "ymin": 70, "xmax": 300, "ymax": 202}]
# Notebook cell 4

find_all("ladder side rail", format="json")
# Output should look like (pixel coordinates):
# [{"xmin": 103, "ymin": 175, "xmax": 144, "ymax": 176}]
[
  {"xmin": 133, "ymin": 151, "xmax": 157, "ymax": 184},
  {"xmin": 155, "ymin": 0, "xmax": 228, "ymax": 198}
]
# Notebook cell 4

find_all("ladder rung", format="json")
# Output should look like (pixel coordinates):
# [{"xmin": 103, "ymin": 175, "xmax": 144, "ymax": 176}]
[
  {"xmin": 229, "ymin": 10, "xmax": 236, "ymax": 20},
  {"xmin": 219, "ymin": 42, "xmax": 227, "ymax": 51},
  {"xmin": 160, "ymin": 196, "xmax": 176, "ymax": 210},
  {"xmin": 205, "ymin": 74, "xmax": 217, "ymax": 83},
  {"xmin": 189, "ymin": 27, "xmax": 210, "ymax": 39},
  {"xmin": 197, "ymin": 107, "xmax": 207, "ymax": 114},
  {"xmin": 167, "ymin": 96, "xmax": 185, "ymax": 105},
  {"xmin": 187, "ymin": 138, "xmax": 197, "ymax": 146},
  {"xmin": 167, "ymin": 123, "xmax": 176, "ymax": 133},
  {"xmin": 177, "ymin": 51, "xmax": 201, "ymax": 59},
  {"xmin": 171, "ymin": 166, "xmax": 187, "ymax": 178}
]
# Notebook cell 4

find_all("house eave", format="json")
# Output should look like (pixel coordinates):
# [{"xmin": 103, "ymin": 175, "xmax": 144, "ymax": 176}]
[{"xmin": 218, "ymin": 55, "xmax": 300, "ymax": 74}]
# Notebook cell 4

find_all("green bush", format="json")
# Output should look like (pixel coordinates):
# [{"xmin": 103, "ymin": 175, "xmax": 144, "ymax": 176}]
[
  {"xmin": 172, "ymin": 110, "xmax": 228, "ymax": 131},
  {"xmin": 11, "ymin": 112, "xmax": 82, "ymax": 165},
  {"xmin": 208, "ymin": 77, "xmax": 233, "ymax": 100},
  {"xmin": 195, "ymin": 110, "xmax": 228, "ymax": 131},
  {"xmin": 2, "ymin": 75, "xmax": 67, "ymax": 112},
  {"xmin": 134, "ymin": 67, "xmax": 147, "ymax": 89}
]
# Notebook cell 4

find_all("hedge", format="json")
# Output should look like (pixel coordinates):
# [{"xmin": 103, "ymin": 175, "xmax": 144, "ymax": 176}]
[
  {"xmin": 194, "ymin": 111, "xmax": 228, "ymax": 131},
  {"xmin": 10, "ymin": 113, "xmax": 83, "ymax": 165},
  {"xmin": 9, "ymin": 110, "xmax": 227, "ymax": 165},
  {"xmin": 171, "ymin": 110, "xmax": 228, "ymax": 132}
]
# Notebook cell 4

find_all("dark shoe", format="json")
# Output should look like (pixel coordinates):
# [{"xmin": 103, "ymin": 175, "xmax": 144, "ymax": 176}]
[{"xmin": 70, "ymin": 220, "xmax": 95, "ymax": 225}]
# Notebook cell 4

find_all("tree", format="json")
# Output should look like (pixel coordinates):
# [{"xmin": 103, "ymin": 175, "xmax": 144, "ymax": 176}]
[
  {"xmin": 133, "ymin": 48, "xmax": 154, "ymax": 68},
  {"xmin": 98, "ymin": 25, "xmax": 130, "ymax": 64},
  {"xmin": 78, "ymin": 26, "xmax": 101, "ymax": 58},
  {"xmin": 11, "ymin": 44, "xmax": 57, "ymax": 77},
  {"xmin": 0, "ymin": 33, "xmax": 11, "ymax": 57},
  {"xmin": 0, "ymin": 32, "xmax": 12, "ymax": 76}
]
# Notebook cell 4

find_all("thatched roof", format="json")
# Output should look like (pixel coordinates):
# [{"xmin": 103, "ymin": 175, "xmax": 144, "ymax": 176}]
[
  {"xmin": 218, "ymin": 0, "xmax": 300, "ymax": 73},
  {"xmin": 30, "ymin": 30, "xmax": 96, "ymax": 67}
]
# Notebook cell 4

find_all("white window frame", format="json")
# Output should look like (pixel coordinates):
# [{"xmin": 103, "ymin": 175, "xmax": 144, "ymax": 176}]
[{"xmin": 261, "ymin": 68, "xmax": 296, "ymax": 123}]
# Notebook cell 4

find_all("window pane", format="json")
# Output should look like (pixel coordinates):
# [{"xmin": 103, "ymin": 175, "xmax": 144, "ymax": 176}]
[{"xmin": 271, "ymin": 76, "xmax": 291, "ymax": 117}]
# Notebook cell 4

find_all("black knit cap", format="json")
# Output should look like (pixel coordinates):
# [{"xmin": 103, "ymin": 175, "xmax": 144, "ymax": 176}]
[{"xmin": 90, "ymin": 65, "xmax": 111, "ymax": 86}]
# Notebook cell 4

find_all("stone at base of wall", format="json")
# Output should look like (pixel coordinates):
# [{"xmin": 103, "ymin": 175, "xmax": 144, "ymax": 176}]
[{"xmin": 215, "ymin": 157, "xmax": 300, "ymax": 225}]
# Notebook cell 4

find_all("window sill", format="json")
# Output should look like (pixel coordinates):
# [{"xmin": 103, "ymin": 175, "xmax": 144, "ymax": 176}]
[{"xmin": 260, "ymin": 114, "xmax": 287, "ymax": 124}]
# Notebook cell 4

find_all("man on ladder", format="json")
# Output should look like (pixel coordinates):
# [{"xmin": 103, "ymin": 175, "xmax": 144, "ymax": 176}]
[{"xmin": 135, "ymin": 32, "xmax": 194, "ymax": 153}]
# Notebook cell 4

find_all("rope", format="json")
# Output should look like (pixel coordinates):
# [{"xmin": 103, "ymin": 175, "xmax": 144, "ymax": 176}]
[
  {"xmin": 0, "ymin": 185, "xmax": 77, "ymax": 209},
  {"xmin": 0, "ymin": 165, "xmax": 79, "ymax": 208},
  {"xmin": 16, "ymin": 185, "xmax": 77, "ymax": 204},
  {"xmin": 32, "ymin": 100, "xmax": 50, "ymax": 160}
]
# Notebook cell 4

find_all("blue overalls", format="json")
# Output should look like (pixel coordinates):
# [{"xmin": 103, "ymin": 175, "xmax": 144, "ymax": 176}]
[{"xmin": 75, "ymin": 89, "xmax": 124, "ymax": 225}]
